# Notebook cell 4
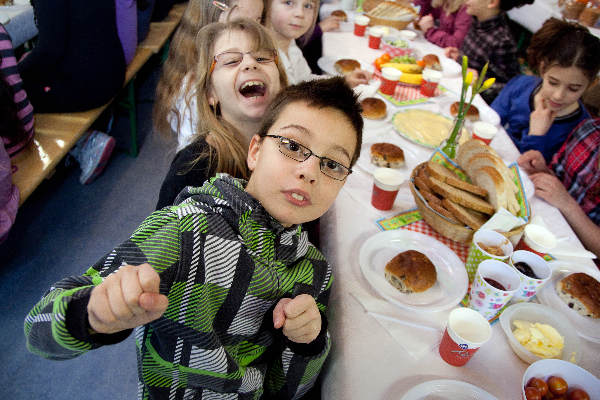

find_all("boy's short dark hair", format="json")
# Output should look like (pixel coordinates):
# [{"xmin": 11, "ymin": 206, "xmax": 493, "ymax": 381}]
[
  {"xmin": 499, "ymin": 0, "xmax": 534, "ymax": 11},
  {"xmin": 258, "ymin": 76, "xmax": 363, "ymax": 166}
]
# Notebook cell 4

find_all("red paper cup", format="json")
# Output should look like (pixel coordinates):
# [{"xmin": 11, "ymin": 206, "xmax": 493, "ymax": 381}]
[
  {"xmin": 472, "ymin": 121, "xmax": 498, "ymax": 145},
  {"xmin": 439, "ymin": 308, "xmax": 491, "ymax": 366},
  {"xmin": 419, "ymin": 69, "xmax": 442, "ymax": 97},
  {"xmin": 379, "ymin": 67, "xmax": 401, "ymax": 96},
  {"xmin": 371, "ymin": 168, "xmax": 405, "ymax": 210},
  {"xmin": 368, "ymin": 27, "xmax": 384, "ymax": 49},
  {"xmin": 354, "ymin": 15, "xmax": 369, "ymax": 37}
]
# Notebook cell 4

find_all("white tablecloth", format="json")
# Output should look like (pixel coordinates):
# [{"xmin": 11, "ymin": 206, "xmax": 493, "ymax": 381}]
[
  {"xmin": 318, "ymin": 29, "xmax": 600, "ymax": 399},
  {"xmin": 0, "ymin": 3, "xmax": 37, "ymax": 47}
]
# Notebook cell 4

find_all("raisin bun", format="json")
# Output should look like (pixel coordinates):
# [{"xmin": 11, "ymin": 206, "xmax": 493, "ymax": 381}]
[
  {"xmin": 334, "ymin": 58, "xmax": 361, "ymax": 75},
  {"xmin": 556, "ymin": 273, "xmax": 600, "ymax": 318},
  {"xmin": 361, "ymin": 97, "xmax": 387, "ymax": 120},
  {"xmin": 384, "ymin": 250, "xmax": 437, "ymax": 293},
  {"xmin": 450, "ymin": 101, "xmax": 479, "ymax": 121},
  {"xmin": 371, "ymin": 142, "xmax": 405, "ymax": 168},
  {"xmin": 330, "ymin": 9, "xmax": 348, "ymax": 21}
]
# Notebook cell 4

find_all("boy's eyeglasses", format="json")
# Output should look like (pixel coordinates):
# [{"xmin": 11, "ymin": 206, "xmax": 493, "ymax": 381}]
[
  {"xmin": 212, "ymin": 1, "xmax": 229, "ymax": 12},
  {"xmin": 265, "ymin": 135, "xmax": 352, "ymax": 181},
  {"xmin": 210, "ymin": 50, "xmax": 278, "ymax": 74}
]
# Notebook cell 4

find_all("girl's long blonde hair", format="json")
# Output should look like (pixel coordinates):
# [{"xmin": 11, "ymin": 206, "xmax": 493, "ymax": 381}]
[
  {"xmin": 431, "ymin": 0, "xmax": 464, "ymax": 14},
  {"xmin": 153, "ymin": 0, "xmax": 268, "ymax": 137},
  {"xmin": 189, "ymin": 19, "xmax": 288, "ymax": 179}
]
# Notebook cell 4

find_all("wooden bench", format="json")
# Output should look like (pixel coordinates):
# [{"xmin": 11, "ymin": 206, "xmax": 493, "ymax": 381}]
[{"xmin": 11, "ymin": 2, "xmax": 187, "ymax": 206}]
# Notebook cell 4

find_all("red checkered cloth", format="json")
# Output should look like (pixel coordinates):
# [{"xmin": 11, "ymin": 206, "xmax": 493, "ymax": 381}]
[{"xmin": 400, "ymin": 219, "xmax": 469, "ymax": 262}]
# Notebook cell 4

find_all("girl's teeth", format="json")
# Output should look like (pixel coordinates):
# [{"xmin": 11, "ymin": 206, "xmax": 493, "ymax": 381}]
[{"xmin": 291, "ymin": 193, "xmax": 304, "ymax": 201}]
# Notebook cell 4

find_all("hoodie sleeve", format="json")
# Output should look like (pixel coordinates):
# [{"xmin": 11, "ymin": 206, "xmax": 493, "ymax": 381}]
[
  {"xmin": 424, "ymin": 6, "xmax": 471, "ymax": 48},
  {"xmin": 24, "ymin": 208, "xmax": 182, "ymax": 360},
  {"xmin": 263, "ymin": 245, "xmax": 334, "ymax": 399}
]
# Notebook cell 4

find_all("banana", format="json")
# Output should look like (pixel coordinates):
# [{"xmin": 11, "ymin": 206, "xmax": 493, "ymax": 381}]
[
  {"xmin": 380, "ymin": 63, "xmax": 423, "ymax": 74},
  {"xmin": 398, "ymin": 72, "xmax": 423, "ymax": 86}
]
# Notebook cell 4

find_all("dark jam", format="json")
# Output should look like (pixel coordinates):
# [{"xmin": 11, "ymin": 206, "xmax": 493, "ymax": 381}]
[
  {"xmin": 514, "ymin": 262, "xmax": 539, "ymax": 279},
  {"xmin": 484, "ymin": 277, "xmax": 507, "ymax": 291}
]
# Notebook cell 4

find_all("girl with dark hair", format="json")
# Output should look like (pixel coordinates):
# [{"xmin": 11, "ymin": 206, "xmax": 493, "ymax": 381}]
[{"xmin": 491, "ymin": 18, "xmax": 600, "ymax": 162}]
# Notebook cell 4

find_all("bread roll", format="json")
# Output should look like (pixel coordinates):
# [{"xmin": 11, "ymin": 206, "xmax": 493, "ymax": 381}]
[
  {"xmin": 370, "ymin": 142, "xmax": 405, "ymax": 168},
  {"xmin": 361, "ymin": 97, "xmax": 387, "ymax": 120},
  {"xmin": 556, "ymin": 273, "xmax": 600, "ymax": 319},
  {"xmin": 334, "ymin": 58, "xmax": 361, "ymax": 75},
  {"xmin": 450, "ymin": 102, "xmax": 479, "ymax": 121},
  {"xmin": 422, "ymin": 54, "xmax": 442, "ymax": 71},
  {"xmin": 384, "ymin": 250, "xmax": 437, "ymax": 293},
  {"xmin": 330, "ymin": 9, "xmax": 347, "ymax": 21}
]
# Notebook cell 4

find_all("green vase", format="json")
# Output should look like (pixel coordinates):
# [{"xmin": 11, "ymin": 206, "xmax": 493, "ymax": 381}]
[{"xmin": 441, "ymin": 116, "xmax": 465, "ymax": 159}]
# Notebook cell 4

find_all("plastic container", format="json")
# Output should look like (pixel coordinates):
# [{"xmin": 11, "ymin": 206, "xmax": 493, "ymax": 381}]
[
  {"xmin": 500, "ymin": 302, "xmax": 582, "ymax": 365},
  {"xmin": 521, "ymin": 359, "xmax": 600, "ymax": 400}
]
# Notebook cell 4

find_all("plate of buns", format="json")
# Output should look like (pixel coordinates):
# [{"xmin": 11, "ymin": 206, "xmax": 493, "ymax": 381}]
[
  {"xmin": 536, "ymin": 268, "xmax": 600, "ymax": 343},
  {"xmin": 356, "ymin": 140, "xmax": 419, "ymax": 176},
  {"xmin": 317, "ymin": 56, "xmax": 371, "ymax": 77},
  {"xmin": 359, "ymin": 230, "xmax": 468, "ymax": 312},
  {"xmin": 400, "ymin": 379, "xmax": 497, "ymax": 400}
]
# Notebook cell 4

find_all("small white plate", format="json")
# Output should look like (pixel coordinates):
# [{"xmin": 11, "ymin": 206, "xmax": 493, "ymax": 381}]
[
  {"xmin": 317, "ymin": 56, "xmax": 371, "ymax": 76},
  {"xmin": 401, "ymin": 379, "xmax": 498, "ymax": 400},
  {"xmin": 359, "ymin": 230, "xmax": 468, "ymax": 312},
  {"xmin": 536, "ymin": 268, "xmax": 600, "ymax": 343},
  {"xmin": 356, "ymin": 140, "xmax": 419, "ymax": 178}
]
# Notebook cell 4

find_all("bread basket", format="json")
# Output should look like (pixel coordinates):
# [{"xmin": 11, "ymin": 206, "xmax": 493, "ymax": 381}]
[
  {"xmin": 365, "ymin": 1, "xmax": 417, "ymax": 30},
  {"xmin": 409, "ymin": 162, "xmax": 526, "ymax": 244}
]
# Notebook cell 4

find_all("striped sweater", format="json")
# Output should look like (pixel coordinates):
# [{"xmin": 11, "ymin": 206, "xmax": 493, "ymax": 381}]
[{"xmin": 25, "ymin": 175, "xmax": 333, "ymax": 399}]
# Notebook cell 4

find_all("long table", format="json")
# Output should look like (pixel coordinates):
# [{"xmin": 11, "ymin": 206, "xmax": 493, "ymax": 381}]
[{"xmin": 318, "ymin": 27, "xmax": 600, "ymax": 399}]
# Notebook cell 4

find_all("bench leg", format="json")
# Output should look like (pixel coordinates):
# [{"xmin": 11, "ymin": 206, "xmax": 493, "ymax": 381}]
[{"xmin": 118, "ymin": 80, "xmax": 138, "ymax": 157}]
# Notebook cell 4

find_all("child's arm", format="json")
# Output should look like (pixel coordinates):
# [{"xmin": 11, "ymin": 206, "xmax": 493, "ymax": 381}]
[
  {"xmin": 424, "ymin": 7, "xmax": 471, "ymax": 48},
  {"xmin": 24, "ymin": 208, "xmax": 181, "ymax": 360}
]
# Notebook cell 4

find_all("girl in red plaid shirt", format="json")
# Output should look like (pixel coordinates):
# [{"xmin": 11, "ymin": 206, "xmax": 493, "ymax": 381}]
[{"xmin": 518, "ymin": 118, "xmax": 600, "ymax": 259}]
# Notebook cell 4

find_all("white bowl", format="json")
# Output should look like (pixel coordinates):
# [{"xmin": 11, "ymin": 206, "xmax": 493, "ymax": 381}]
[
  {"xmin": 499, "ymin": 302, "xmax": 582, "ymax": 365},
  {"xmin": 399, "ymin": 30, "xmax": 417, "ymax": 41},
  {"xmin": 382, "ymin": 35, "xmax": 409, "ymax": 48},
  {"xmin": 522, "ymin": 359, "xmax": 600, "ymax": 400}
]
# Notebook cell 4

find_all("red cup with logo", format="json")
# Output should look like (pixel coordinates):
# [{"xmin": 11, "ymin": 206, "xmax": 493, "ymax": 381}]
[
  {"xmin": 371, "ymin": 167, "xmax": 405, "ymax": 210},
  {"xmin": 439, "ymin": 308, "xmax": 492, "ymax": 366},
  {"xmin": 368, "ymin": 26, "xmax": 385, "ymax": 49},
  {"xmin": 354, "ymin": 15, "xmax": 370, "ymax": 37},
  {"xmin": 420, "ymin": 68, "xmax": 442, "ymax": 97},
  {"xmin": 379, "ymin": 67, "xmax": 402, "ymax": 96}
]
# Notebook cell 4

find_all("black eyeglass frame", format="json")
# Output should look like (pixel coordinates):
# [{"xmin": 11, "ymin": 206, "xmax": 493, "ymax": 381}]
[{"xmin": 265, "ymin": 135, "xmax": 352, "ymax": 181}]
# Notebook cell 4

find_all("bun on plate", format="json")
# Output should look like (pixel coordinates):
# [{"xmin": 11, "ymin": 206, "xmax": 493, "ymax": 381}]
[
  {"xmin": 384, "ymin": 250, "xmax": 437, "ymax": 293},
  {"xmin": 370, "ymin": 142, "xmax": 405, "ymax": 168},
  {"xmin": 556, "ymin": 273, "xmax": 600, "ymax": 319},
  {"xmin": 330, "ymin": 10, "xmax": 348, "ymax": 21},
  {"xmin": 422, "ymin": 54, "xmax": 442, "ymax": 71},
  {"xmin": 361, "ymin": 97, "xmax": 387, "ymax": 120},
  {"xmin": 450, "ymin": 102, "xmax": 479, "ymax": 121},
  {"xmin": 334, "ymin": 58, "xmax": 361, "ymax": 75}
]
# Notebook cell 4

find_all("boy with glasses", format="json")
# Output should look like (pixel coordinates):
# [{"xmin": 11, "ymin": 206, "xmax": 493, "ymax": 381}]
[{"xmin": 25, "ymin": 76, "xmax": 362, "ymax": 400}]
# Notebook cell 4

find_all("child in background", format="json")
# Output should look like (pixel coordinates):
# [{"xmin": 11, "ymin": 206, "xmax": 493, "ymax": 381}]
[
  {"xmin": 153, "ymin": 0, "xmax": 266, "ymax": 151},
  {"xmin": 265, "ymin": 0, "xmax": 370, "ymax": 86},
  {"xmin": 518, "ymin": 118, "xmax": 600, "ymax": 258},
  {"xmin": 444, "ymin": 0, "xmax": 533, "ymax": 103},
  {"xmin": 155, "ymin": 19, "xmax": 287, "ymax": 210},
  {"xmin": 492, "ymin": 18, "xmax": 600, "ymax": 162},
  {"xmin": 25, "ymin": 76, "xmax": 363, "ymax": 400},
  {"xmin": 415, "ymin": 0, "xmax": 472, "ymax": 48}
]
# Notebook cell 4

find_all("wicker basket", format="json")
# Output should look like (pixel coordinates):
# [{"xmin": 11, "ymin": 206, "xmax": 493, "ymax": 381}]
[
  {"xmin": 365, "ymin": 1, "xmax": 417, "ymax": 30},
  {"xmin": 409, "ymin": 163, "xmax": 526, "ymax": 244},
  {"xmin": 362, "ymin": 0, "xmax": 413, "ymax": 12}
]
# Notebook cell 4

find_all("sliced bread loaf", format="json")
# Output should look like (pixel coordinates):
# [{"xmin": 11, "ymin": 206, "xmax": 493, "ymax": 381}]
[
  {"xmin": 428, "ymin": 176, "xmax": 495, "ymax": 214},
  {"xmin": 425, "ymin": 161, "xmax": 487, "ymax": 197},
  {"xmin": 442, "ymin": 198, "xmax": 487, "ymax": 230}
]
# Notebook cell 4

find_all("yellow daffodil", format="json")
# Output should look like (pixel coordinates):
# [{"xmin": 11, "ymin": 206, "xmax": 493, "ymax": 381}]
[
  {"xmin": 480, "ymin": 77, "xmax": 496, "ymax": 92},
  {"xmin": 465, "ymin": 71, "xmax": 473, "ymax": 86}
]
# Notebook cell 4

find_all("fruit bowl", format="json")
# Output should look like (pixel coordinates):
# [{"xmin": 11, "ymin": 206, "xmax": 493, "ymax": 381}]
[{"xmin": 521, "ymin": 359, "xmax": 600, "ymax": 400}]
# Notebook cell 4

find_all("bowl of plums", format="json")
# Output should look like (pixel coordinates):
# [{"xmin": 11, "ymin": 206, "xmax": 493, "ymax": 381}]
[{"xmin": 522, "ymin": 359, "xmax": 600, "ymax": 400}]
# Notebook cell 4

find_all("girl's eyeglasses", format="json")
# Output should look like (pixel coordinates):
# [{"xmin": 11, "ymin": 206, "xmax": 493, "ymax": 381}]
[{"xmin": 210, "ymin": 50, "xmax": 278, "ymax": 74}]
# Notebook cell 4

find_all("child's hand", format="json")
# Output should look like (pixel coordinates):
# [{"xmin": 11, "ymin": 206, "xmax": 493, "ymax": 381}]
[
  {"xmin": 418, "ymin": 15, "xmax": 434, "ymax": 32},
  {"xmin": 518, "ymin": 150, "xmax": 550, "ymax": 175},
  {"xmin": 273, "ymin": 294, "xmax": 322, "ymax": 344},
  {"xmin": 530, "ymin": 172, "xmax": 573, "ymax": 212},
  {"xmin": 345, "ymin": 69, "xmax": 371, "ymax": 88},
  {"xmin": 444, "ymin": 47, "xmax": 459, "ymax": 61},
  {"xmin": 88, "ymin": 264, "xmax": 169, "ymax": 334},
  {"xmin": 319, "ymin": 15, "xmax": 341, "ymax": 32},
  {"xmin": 529, "ymin": 96, "xmax": 556, "ymax": 136}
]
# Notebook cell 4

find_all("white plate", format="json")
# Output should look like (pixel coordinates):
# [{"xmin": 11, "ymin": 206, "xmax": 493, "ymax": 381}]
[
  {"xmin": 359, "ymin": 230, "xmax": 468, "ymax": 312},
  {"xmin": 356, "ymin": 140, "xmax": 419, "ymax": 178},
  {"xmin": 536, "ymin": 268, "xmax": 600, "ymax": 343},
  {"xmin": 317, "ymin": 56, "xmax": 371, "ymax": 76},
  {"xmin": 401, "ymin": 379, "xmax": 498, "ymax": 400}
]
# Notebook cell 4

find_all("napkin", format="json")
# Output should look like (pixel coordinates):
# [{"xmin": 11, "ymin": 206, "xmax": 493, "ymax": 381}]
[
  {"xmin": 528, "ymin": 216, "xmax": 596, "ymax": 260},
  {"xmin": 480, "ymin": 207, "xmax": 526, "ymax": 233},
  {"xmin": 350, "ymin": 290, "xmax": 445, "ymax": 360}
]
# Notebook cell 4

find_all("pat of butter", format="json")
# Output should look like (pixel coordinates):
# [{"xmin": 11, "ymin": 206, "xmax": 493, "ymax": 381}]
[{"xmin": 512, "ymin": 320, "xmax": 564, "ymax": 359}]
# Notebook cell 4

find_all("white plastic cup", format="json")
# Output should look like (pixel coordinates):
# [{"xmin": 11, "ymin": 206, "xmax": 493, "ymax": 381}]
[
  {"xmin": 509, "ymin": 250, "xmax": 552, "ymax": 303},
  {"xmin": 515, "ymin": 224, "xmax": 557, "ymax": 257},
  {"xmin": 469, "ymin": 259, "xmax": 521, "ymax": 320},
  {"xmin": 379, "ymin": 67, "xmax": 402, "ymax": 96},
  {"xmin": 399, "ymin": 30, "xmax": 417, "ymax": 41},
  {"xmin": 472, "ymin": 121, "xmax": 498, "ymax": 145},
  {"xmin": 438, "ymin": 308, "xmax": 492, "ymax": 366},
  {"xmin": 371, "ymin": 167, "xmax": 405, "ymax": 210},
  {"xmin": 354, "ymin": 15, "xmax": 370, "ymax": 36}
]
